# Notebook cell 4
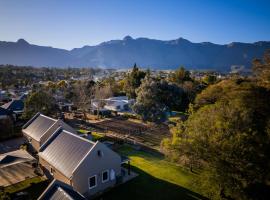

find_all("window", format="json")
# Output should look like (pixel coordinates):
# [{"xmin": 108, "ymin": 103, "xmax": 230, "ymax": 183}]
[
  {"xmin": 50, "ymin": 167, "xmax": 55, "ymax": 175},
  {"xmin": 89, "ymin": 175, "xmax": 97, "ymax": 189},
  {"xmin": 102, "ymin": 170, "xmax": 109, "ymax": 183}
]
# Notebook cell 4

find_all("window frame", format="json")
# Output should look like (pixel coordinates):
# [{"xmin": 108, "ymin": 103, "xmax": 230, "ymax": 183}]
[
  {"xmin": 102, "ymin": 170, "xmax": 109, "ymax": 183},
  {"xmin": 89, "ymin": 175, "xmax": 97, "ymax": 189}
]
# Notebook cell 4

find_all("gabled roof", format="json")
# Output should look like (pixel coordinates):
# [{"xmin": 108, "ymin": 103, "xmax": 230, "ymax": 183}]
[
  {"xmin": 22, "ymin": 113, "xmax": 57, "ymax": 141},
  {"xmin": 39, "ymin": 129, "xmax": 96, "ymax": 178},
  {"xmin": 38, "ymin": 179, "xmax": 85, "ymax": 200},
  {"xmin": 0, "ymin": 149, "xmax": 35, "ymax": 168},
  {"xmin": 1, "ymin": 99, "xmax": 24, "ymax": 112}
]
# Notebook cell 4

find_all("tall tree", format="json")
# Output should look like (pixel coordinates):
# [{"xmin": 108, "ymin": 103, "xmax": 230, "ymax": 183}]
[
  {"xmin": 23, "ymin": 90, "xmax": 57, "ymax": 119},
  {"xmin": 133, "ymin": 76, "xmax": 183, "ymax": 123},
  {"xmin": 124, "ymin": 63, "xmax": 146, "ymax": 98}
]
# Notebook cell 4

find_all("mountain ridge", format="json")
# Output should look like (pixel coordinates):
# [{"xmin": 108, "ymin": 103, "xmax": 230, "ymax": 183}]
[{"xmin": 0, "ymin": 36, "xmax": 269, "ymax": 71}]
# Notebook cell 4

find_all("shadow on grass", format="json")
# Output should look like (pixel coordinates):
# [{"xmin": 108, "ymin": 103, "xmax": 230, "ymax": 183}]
[
  {"xmin": 9, "ymin": 179, "xmax": 50, "ymax": 200},
  {"xmin": 97, "ymin": 166, "xmax": 208, "ymax": 200}
]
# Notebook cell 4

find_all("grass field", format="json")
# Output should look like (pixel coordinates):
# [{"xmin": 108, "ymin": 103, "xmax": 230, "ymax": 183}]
[{"xmin": 100, "ymin": 145, "xmax": 207, "ymax": 200}]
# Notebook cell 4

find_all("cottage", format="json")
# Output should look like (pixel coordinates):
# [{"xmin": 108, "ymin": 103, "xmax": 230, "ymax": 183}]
[
  {"xmin": 22, "ymin": 113, "xmax": 76, "ymax": 152},
  {"xmin": 38, "ymin": 128, "xmax": 122, "ymax": 198},
  {"xmin": 38, "ymin": 179, "xmax": 86, "ymax": 200}
]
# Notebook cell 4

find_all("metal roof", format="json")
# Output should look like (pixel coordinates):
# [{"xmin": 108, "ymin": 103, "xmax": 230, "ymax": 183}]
[
  {"xmin": 1, "ymin": 99, "xmax": 24, "ymax": 111},
  {"xmin": 39, "ymin": 130, "xmax": 95, "ymax": 178},
  {"xmin": 38, "ymin": 180, "xmax": 86, "ymax": 200},
  {"xmin": 22, "ymin": 114, "xmax": 57, "ymax": 141},
  {"xmin": 41, "ymin": 119, "xmax": 77, "ymax": 145},
  {"xmin": 0, "ymin": 149, "xmax": 35, "ymax": 168}
]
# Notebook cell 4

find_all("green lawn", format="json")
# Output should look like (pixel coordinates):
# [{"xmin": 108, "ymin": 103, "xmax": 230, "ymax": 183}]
[
  {"xmin": 78, "ymin": 129, "xmax": 105, "ymax": 141},
  {"xmin": 100, "ymin": 145, "xmax": 207, "ymax": 200},
  {"xmin": 4, "ymin": 176, "xmax": 45, "ymax": 194}
]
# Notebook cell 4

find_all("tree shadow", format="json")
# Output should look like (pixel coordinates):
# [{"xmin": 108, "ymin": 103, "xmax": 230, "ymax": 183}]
[{"xmin": 97, "ymin": 166, "xmax": 208, "ymax": 200}]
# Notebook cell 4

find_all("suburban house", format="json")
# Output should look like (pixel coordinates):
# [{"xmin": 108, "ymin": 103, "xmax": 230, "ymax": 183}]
[
  {"xmin": 92, "ymin": 96, "xmax": 135, "ymax": 112},
  {"xmin": 38, "ymin": 128, "xmax": 122, "ymax": 198},
  {"xmin": 38, "ymin": 179, "xmax": 86, "ymax": 200},
  {"xmin": 22, "ymin": 113, "xmax": 76, "ymax": 152},
  {"xmin": 1, "ymin": 99, "xmax": 24, "ymax": 116}
]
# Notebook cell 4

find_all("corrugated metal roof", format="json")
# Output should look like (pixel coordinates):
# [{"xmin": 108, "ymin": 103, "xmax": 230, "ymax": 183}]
[
  {"xmin": 38, "ymin": 180, "xmax": 85, "ymax": 200},
  {"xmin": 41, "ymin": 120, "xmax": 76, "ymax": 145},
  {"xmin": 39, "ymin": 130, "xmax": 95, "ymax": 178},
  {"xmin": 0, "ymin": 149, "xmax": 35, "ymax": 168},
  {"xmin": 23, "ymin": 114, "xmax": 56, "ymax": 141}
]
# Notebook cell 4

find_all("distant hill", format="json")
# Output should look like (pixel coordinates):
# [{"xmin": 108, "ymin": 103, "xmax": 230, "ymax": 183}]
[{"xmin": 0, "ymin": 37, "xmax": 270, "ymax": 71}]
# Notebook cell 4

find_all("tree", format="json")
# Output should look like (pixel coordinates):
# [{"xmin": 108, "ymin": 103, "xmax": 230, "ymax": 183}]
[
  {"xmin": 133, "ymin": 76, "xmax": 183, "ymax": 123},
  {"xmin": 73, "ymin": 80, "xmax": 95, "ymax": 120},
  {"xmin": 169, "ymin": 66, "xmax": 192, "ymax": 85},
  {"xmin": 124, "ymin": 63, "xmax": 146, "ymax": 98},
  {"xmin": 23, "ymin": 90, "xmax": 57, "ymax": 119},
  {"xmin": 202, "ymin": 74, "xmax": 217, "ymax": 85},
  {"xmin": 94, "ymin": 84, "xmax": 113, "ymax": 118},
  {"xmin": 163, "ymin": 79, "xmax": 270, "ymax": 199},
  {"xmin": 253, "ymin": 50, "xmax": 270, "ymax": 89}
]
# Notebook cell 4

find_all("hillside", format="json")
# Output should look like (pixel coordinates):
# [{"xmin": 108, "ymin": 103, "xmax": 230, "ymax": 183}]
[{"xmin": 0, "ymin": 37, "xmax": 270, "ymax": 71}]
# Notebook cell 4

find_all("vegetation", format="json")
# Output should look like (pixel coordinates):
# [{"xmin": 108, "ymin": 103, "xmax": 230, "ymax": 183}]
[
  {"xmin": 123, "ymin": 64, "xmax": 146, "ymax": 98},
  {"xmin": 102, "ymin": 145, "xmax": 205, "ymax": 200},
  {"xmin": 23, "ymin": 90, "xmax": 57, "ymax": 119},
  {"xmin": 133, "ymin": 75, "xmax": 184, "ymax": 123},
  {"xmin": 162, "ymin": 52, "xmax": 270, "ymax": 200}
]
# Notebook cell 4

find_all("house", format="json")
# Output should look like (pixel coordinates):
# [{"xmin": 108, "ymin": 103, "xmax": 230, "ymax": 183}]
[
  {"xmin": 104, "ymin": 96, "xmax": 135, "ymax": 112},
  {"xmin": 38, "ymin": 128, "xmax": 122, "ymax": 198},
  {"xmin": 38, "ymin": 179, "xmax": 86, "ymax": 200},
  {"xmin": 22, "ymin": 113, "xmax": 76, "ymax": 152},
  {"xmin": 1, "ymin": 99, "xmax": 24, "ymax": 115},
  {"xmin": 92, "ymin": 96, "xmax": 135, "ymax": 113},
  {"xmin": 0, "ymin": 149, "xmax": 37, "ymax": 187}
]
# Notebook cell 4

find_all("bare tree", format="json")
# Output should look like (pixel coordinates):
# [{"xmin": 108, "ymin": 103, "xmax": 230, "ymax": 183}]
[
  {"xmin": 94, "ymin": 84, "xmax": 113, "ymax": 118},
  {"xmin": 74, "ymin": 80, "xmax": 95, "ymax": 120}
]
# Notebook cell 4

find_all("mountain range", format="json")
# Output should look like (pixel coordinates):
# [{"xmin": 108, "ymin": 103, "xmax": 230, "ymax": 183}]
[{"xmin": 0, "ymin": 36, "xmax": 270, "ymax": 71}]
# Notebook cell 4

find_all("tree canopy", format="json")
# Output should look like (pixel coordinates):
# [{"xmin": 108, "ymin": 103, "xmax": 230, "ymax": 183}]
[
  {"xmin": 133, "ymin": 76, "xmax": 183, "ymax": 123},
  {"xmin": 162, "ymin": 78, "xmax": 270, "ymax": 199}
]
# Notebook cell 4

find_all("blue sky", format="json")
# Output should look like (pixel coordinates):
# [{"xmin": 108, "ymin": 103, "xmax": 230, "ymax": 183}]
[{"xmin": 0, "ymin": 0, "xmax": 269, "ymax": 49}]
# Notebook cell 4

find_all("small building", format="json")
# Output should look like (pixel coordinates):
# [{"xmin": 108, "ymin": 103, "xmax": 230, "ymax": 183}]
[
  {"xmin": 104, "ymin": 96, "xmax": 135, "ymax": 112},
  {"xmin": 38, "ymin": 179, "xmax": 86, "ymax": 200},
  {"xmin": 38, "ymin": 128, "xmax": 122, "ymax": 198},
  {"xmin": 22, "ymin": 113, "xmax": 76, "ymax": 152},
  {"xmin": 92, "ymin": 96, "xmax": 135, "ymax": 113},
  {"xmin": 1, "ymin": 99, "xmax": 24, "ymax": 115},
  {"xmin": 0, "ymin": 149, "xmax": 37, "ymax": 187}
]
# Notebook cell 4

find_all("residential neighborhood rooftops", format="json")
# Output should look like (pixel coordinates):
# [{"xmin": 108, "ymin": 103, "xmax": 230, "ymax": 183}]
[
  {"xmin": 38, "ymin": 179, "xmax": 86, "ymax": 200},
  {"xmin": 22, "ymin": 113, "xmax": 57, "ymax": 141},
  {"xmin": 39, "ymin": 129, "xmax": 96, "ymax": 178},
  {"xmin": 1, "ymin": 99, "xmax": 24, "ymax": 113}
]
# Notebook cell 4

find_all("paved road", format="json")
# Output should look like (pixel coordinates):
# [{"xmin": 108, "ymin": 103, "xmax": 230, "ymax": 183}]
[{"xmin": 0, "ymin": 137, "xmax": 26, "ymax": 154}]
